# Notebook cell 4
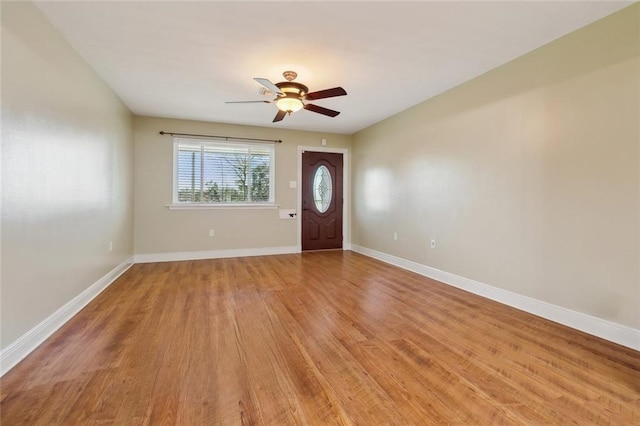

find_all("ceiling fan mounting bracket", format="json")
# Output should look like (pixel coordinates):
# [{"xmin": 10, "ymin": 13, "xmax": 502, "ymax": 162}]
[{"xmin": 282, "ymin": 71, "xmax": 297, "ymax": 81}]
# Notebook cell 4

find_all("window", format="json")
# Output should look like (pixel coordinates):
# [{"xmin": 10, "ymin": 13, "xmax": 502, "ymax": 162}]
[
  {"xmin": 173, "ymin": 138, "xmax": 275, "ymax": 205},
  {"xmin": 313, "ymin": 165, "xmax": 332, "ymax": 213}
]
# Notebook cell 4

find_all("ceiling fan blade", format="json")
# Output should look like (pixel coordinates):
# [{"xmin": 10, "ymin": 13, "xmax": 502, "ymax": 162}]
[
  {"xmin": 304, "ymin": 87, "xmax": 347, "ymax": 101},
  {"xmin": 225, "ymin": 100, "xmax": 271, "ymax": 104},
  {"xmin": 304, "ymin": 103, "xmax": 340, "ymax": 117},
  {"xmin": 273, "ymin": 109, "xmax": 287, "ymax": 122},
  {"xmin": 255, "ymin": 78, "xmax": 284, "ymax": 96}
]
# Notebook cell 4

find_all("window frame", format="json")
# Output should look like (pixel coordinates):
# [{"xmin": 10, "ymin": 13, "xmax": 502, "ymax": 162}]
[{"xmin": 171, "ymin": 137, "xmax": 276, "ymax": 208}]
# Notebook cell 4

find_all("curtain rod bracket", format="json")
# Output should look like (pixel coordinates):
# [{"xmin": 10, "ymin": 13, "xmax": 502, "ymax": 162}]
[{"xmin": 159, "ymin": 131, "xmax": 282, "ymax": 144}]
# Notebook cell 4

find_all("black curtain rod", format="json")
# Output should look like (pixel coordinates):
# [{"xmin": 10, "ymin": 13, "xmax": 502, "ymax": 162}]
[{"xmin": 159, "ymin": 131, "xmax": 282, "ymax": 144}]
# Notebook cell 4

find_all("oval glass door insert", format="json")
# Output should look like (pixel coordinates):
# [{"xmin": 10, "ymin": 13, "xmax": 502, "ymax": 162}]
[{"xmin": 313, "ymin": 165, "xmax": 332, "ymax": 213}]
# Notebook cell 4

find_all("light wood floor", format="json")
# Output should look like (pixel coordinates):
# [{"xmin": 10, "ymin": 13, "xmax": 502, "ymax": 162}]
[{"xmin": 1, "ymin": 251, "xmax": 639, "ymax": 424}]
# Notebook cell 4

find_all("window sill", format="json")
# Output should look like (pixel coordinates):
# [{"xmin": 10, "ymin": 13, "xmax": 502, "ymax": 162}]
[{"xmin": 166, "ymin": 203, "xmax": 278, "ymax": 210}]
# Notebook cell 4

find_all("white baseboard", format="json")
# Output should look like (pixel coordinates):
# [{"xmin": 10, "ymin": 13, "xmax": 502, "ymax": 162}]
[
  {"xmin": 134, "ymin": 245, "xmax": 300, "ymax": 263},
  {"xmin": 350, "ymin": 245, "xmax": 640, "ymax": 352},
  {"xmin": 0, "ymin": 258, "xmax": 134, "ymax": 377}
]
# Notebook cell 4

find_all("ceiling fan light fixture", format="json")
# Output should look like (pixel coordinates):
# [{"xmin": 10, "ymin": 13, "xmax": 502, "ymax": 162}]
[
  {"xmin": 231, "ymin": 71, "xmax": 347, "ymax": 122},
  {"xmin": 276, "ymin": 96, "xmax": 303, "ymax": 114}
]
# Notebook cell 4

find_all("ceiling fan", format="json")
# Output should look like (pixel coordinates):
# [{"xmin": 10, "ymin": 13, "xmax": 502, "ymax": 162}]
[{"xmin": 226, "ymin": 71, "xmax": 347, "ymax": 122}]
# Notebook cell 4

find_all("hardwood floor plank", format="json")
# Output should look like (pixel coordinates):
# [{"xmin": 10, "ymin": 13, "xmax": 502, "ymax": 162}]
[
  {"xmin": 2, "ymin": 251, "xmax": 639, "ymax": 425},
  {"xmin": 264, "ymin": 297, "xmax": 355, "ymax": 425}
]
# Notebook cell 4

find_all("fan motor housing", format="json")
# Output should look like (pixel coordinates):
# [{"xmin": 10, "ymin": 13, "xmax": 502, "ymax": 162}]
[{"xmin": 275, "ymin": 82, "xmax": 309, "ymax": 98}]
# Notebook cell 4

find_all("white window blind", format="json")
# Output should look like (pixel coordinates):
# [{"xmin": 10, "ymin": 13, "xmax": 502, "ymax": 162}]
[{"xmin": 174, "ymin": 138, "xmax": 275, "ymax": 204}]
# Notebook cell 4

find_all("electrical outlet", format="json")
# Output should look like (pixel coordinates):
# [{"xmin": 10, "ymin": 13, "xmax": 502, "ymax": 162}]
[
  {"xmin": 393, "ymin": 232, "xmax": 398, "ymax": 241},
  {"xmin": 209, "ymin": 229, "xmax": 215, "ymax": 237},
  {"xmin": 431, "ymin": 239, "xmax": 436, "ymax": 249},
  {"xmin": 108, "ymin": 241, "xmax": 113, "ymax": 252}
]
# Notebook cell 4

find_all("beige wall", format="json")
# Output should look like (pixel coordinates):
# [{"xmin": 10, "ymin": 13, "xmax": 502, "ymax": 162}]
[
  {"xmin": 1, "ymin": 2, "xmax": 134, "ymax": 348},
  {"xmin": 134, "ymin": 116, "xmax": 351, "ymax": 255},
  {"xmin": 352, "ymin": 4, "xmax": 639, "ymax": 328}
]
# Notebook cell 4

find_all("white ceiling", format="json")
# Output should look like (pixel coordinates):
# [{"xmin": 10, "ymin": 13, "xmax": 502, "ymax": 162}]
[{"xmin": 35, "ymin": 1, "xmax": 633, "ymax": 135}]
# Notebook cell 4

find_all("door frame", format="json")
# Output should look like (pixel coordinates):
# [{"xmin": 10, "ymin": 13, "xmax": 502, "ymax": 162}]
[{"xmin": 297, "ymin": 146, "xmax": 349, "ymax": 252}]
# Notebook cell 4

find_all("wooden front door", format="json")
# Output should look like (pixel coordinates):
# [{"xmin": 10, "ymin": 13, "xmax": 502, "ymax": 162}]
[{"xmin": 301, "ymin": 151, "xmax": 343, "ymax": 251}]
